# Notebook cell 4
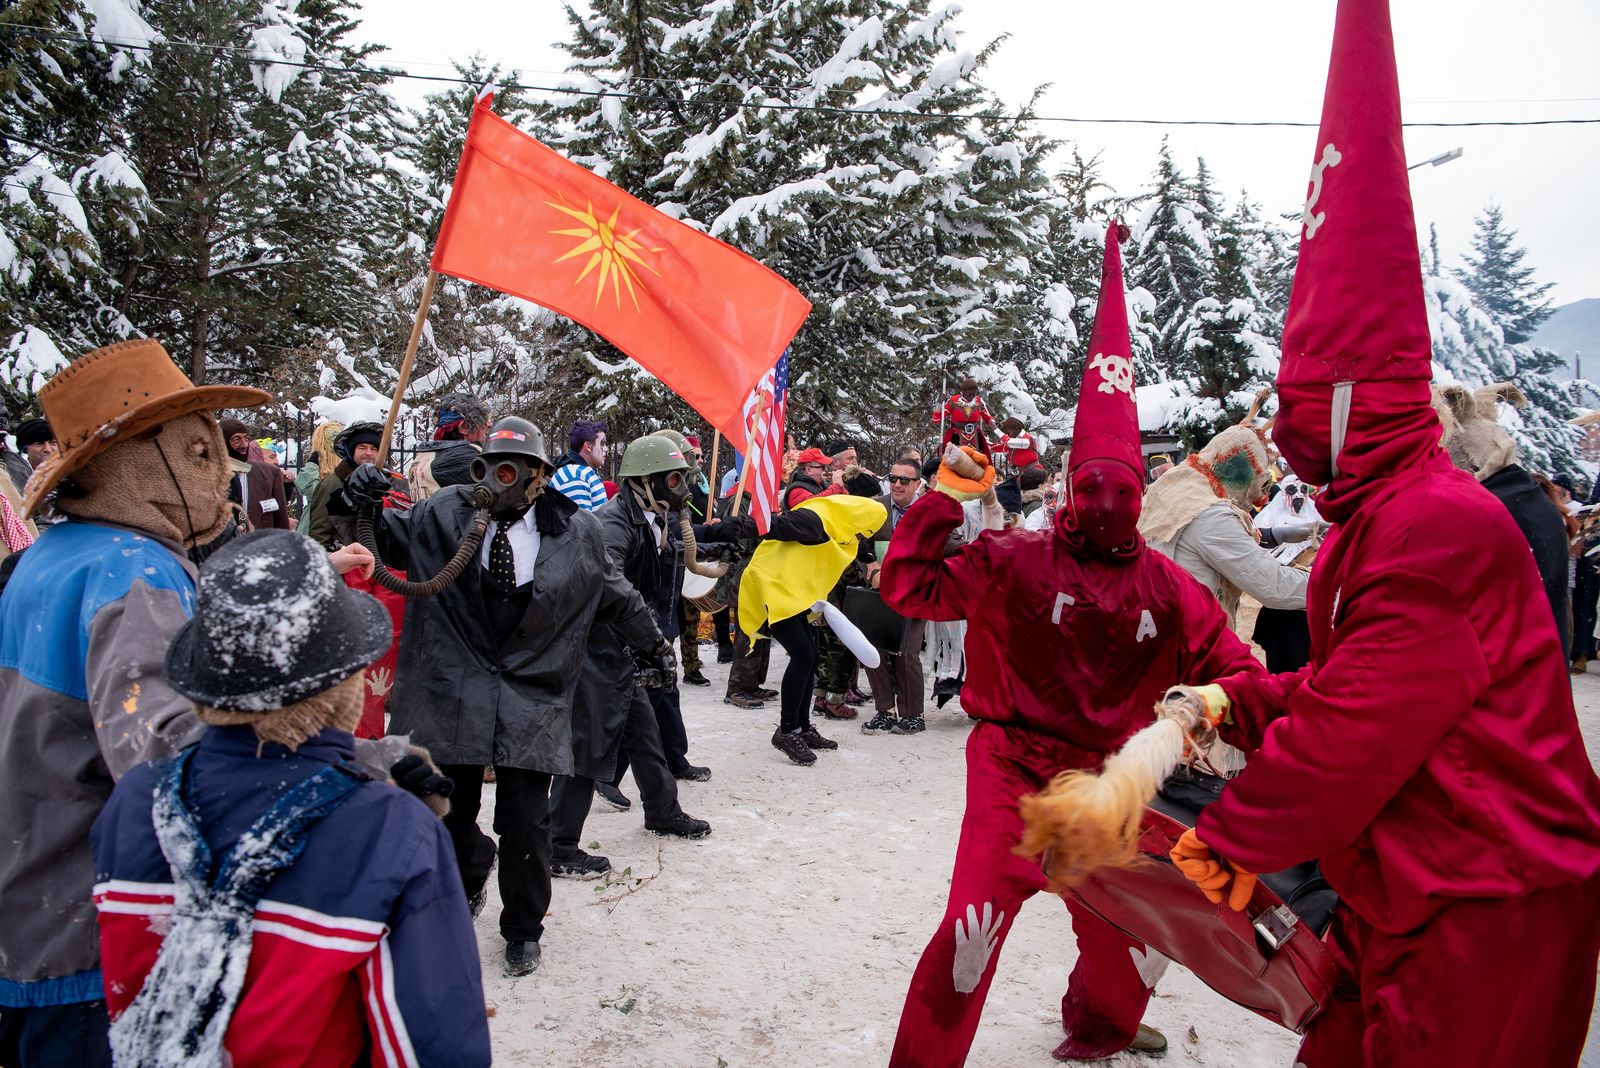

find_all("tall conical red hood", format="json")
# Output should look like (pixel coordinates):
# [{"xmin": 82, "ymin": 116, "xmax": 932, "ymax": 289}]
[
  {"xmin": 1069, "ymin": 221, "xmax": 1142, "ymax": 478},
  {"xmin": 1279, "ymin": 0, "xmax": 1431, "ymax": 387}
]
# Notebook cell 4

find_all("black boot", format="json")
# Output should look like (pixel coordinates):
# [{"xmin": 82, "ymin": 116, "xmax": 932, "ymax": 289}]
[
  {"xmin": 799, "ymin": 724, "xmax": 838, "ymax": 750},
  {"xmin": 861, "ymin": 710, "xmax": 897, "ymax": 734},
  {"xmin": 551, "ymin": 849, "xmax": 612, "ymax": 879},
  {"xmin": 462, "ymin": 836, "xmax": 498, "ymax": 919},
  {"xmin": 771, "ymin": 727, "xmax": 817, "ymax": 765},
  {"xmin": 595, "ymin": 782, "xmax": 631, "ymax": 811},
  {"xmin": 645, "ymin": 812, "xmax": 712, "ymax": 839},
  {"xmin": 504, "ymin": 940, "xmax": 541, "ymax": 977}
]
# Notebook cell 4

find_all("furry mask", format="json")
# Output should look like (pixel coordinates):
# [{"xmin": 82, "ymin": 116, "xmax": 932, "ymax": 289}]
[{"xmin": 1432, "ymin": 382, "xmax": 1523, "ymax": 481}]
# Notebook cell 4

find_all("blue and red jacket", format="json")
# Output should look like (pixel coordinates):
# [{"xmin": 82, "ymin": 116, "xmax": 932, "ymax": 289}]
[{"xmin": 91, "ymin": 725, "xmax": 491, "ymax": 1068}]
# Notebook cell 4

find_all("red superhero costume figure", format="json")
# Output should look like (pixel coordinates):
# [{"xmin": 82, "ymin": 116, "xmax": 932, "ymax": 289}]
[
  {"xmin": 1171, "ymin": 3, "xmax": 1600, "ymax": 1064},
  {"xmin": 879, "ymin": 223, "xmax": 1268, "ymax": 1066},
  {"xmin": 999, "ymin": 416, "xmax": 1042, "ymax": 469},
  {"xmin": 935, "ymin": 377, "xmax": 995, "ymax": 455}
]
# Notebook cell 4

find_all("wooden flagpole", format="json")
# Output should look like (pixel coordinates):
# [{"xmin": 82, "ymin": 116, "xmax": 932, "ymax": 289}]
[
  {"xmin": 733, "ymin": 435, "xmax": 759, "ymax": 517},
  {"xmin": 706, "ymin": 430, "xmax": 722, "ymax": 508},
  {"xmin": 378, "ymin": 268, "xmax": 440, "ymax": 467}
]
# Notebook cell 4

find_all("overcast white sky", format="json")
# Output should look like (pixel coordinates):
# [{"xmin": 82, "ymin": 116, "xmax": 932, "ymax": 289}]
[{"xmin": 354, "ymin": 0, "xmax": 1599, "ymax": 305}]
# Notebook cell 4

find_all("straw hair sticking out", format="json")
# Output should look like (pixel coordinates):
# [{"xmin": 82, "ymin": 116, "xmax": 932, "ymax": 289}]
[
  {"xmin": 197, "ymin": 672, "xmax": 365, "ymax": 753},
  {"xmin": 1014, "ymin": 717, "xmax": 1186, "ymax": 888}
]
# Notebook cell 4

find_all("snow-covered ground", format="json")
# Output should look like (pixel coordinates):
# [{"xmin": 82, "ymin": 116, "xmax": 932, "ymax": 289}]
[{"xmin": 469, "ymin": 647, "xmax": 1600, "ymax": 1067}]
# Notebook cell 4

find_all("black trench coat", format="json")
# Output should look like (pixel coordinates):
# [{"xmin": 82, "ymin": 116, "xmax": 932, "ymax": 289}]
[
  {"xmin": 567, "ymin": 491, "xmax": 744, "ymax": 778},
  {"xmin": 377, "ymin": 485, "xmax": 660, "ymax": 773}
]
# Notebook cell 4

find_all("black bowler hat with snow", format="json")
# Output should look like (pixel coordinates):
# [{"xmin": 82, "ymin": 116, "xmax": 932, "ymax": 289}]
[{"xmin": 165, "ymin": 530, "xmax": 392, "ymax": 712}]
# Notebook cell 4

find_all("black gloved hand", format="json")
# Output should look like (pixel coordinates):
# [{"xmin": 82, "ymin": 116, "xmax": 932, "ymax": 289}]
[
  {"xmin": 390, "ymin": 753, "xmax": 455, "ymax": 799},
  {"xmin": 344, "ymin": 463, "xmax": 391, "ymax": 508},
  {"xmin": 723, "ymin": 514, "xmax": 757, "ymax": 540},
  {"xmin": 634, "ymin": 637, "xmax": 678, "ymax": 689}
]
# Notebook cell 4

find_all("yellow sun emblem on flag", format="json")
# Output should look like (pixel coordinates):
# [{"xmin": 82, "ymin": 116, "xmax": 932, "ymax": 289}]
[{"xmin": 547, "ymin": 199, "xmax": 662, "ymax": 310}]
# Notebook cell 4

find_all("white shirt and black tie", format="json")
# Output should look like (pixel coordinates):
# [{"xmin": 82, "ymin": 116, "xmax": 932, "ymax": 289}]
[{"xmin": 481, "ymin": 509, "xmax": 540, "ymax": 587}]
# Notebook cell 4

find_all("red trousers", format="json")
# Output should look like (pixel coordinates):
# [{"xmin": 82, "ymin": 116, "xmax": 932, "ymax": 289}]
[
  {"xmin": 1298, "ymin": 873, "xmax": 1600, "ymax": 1067},
  {"xmin": 342, "ymin": 569, "xmax": 406, "ymax": 739},
  {"xmin": 890, "ymin": 722, "xmax": 1158, "ymax": 1067}
]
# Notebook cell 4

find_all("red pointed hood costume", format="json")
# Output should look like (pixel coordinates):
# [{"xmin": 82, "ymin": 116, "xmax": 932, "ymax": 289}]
[
  {"xmin": 1270, "ymin": 0, "xmax": 1436, "ymax": 511},
  {"xmin": 877, "ymin": 220, "xmax": 1267, "ymax": 1066},
  {"xmin": 1193, "ymin": 2, "xmax": 1600, "ymax": 1063},
  {"xmin": 1059, "ymin": 223, "xmax": 1146, "ymax": 554}
]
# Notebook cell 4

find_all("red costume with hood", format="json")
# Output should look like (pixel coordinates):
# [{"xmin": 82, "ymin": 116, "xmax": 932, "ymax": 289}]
[
  {"xmin": 880, "ymin": 225, "xmax": 1267, "ymax": 1066},
  {"xmin": 1185, "ymin": 2, "xmax": 1600, "ymax": 1064}
]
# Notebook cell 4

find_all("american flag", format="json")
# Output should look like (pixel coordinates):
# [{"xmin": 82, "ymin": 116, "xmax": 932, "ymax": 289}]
[{"xmin": 742, "ymin": 349, "xmax": 789, "ymax": 534}]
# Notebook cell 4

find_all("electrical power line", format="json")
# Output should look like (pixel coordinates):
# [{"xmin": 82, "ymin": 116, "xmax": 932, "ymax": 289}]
[{"xmin": 1, "ymin": 21, "xmax": 1596, "ymax": 129}]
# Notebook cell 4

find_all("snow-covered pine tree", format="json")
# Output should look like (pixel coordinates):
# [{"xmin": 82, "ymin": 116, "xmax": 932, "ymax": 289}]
[
  {"xmin": 1426, "ymin": 270, "xmax": 1583, "ymax": 477},
  {"xmin": 119, "ymin": 0, "xmax": 407, "ymax": 387},
  {"xmin": 230, "ymin": 0, "xmax": 424, "ymax": 433},
  {"xmin": 1453, "ymin": 202, "xmax": 1555, "ymax": 344},
  {"xmin": 1125, "ymin": 138, "xmax": 1214, "ymax": 381},
  {"xmin": 352, "ymin": 64, "xmax": 563, "ymax": 430},
  {"xmin": 981, "ymin": 145, "xmax": 1144, "ymax": 446},
  {"xmin": 1231, "ymin": 193, "xmax": 1295, "ymax": 337},
  {"xmin": 0, "ymin": 0, "xmax": 151, "ymax": 411},
  {"xmin": 1172, "ymin": 207, "xmax": 1279, "ymax": 446},
  {"xmin": 540, "ymin": 0, "xmax": 1065, "ymax": 456}
]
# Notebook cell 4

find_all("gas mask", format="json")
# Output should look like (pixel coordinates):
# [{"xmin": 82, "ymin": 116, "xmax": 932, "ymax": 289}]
[
  {"xmin": 650, "ymin": 469, "xmax": 691, "ymax": 510},
  {"xmin": 1066, "ymin": 460, "xmax": 1142, "ymax": 551},
  {"xmin": 470, "ymin": 455, "xmax": 543, "ymax": 517}
]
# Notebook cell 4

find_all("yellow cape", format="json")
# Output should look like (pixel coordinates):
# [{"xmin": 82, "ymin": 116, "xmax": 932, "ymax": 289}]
[{"xmin": 738, "ymin": 494, "xmax": 887, "ymax": 641}]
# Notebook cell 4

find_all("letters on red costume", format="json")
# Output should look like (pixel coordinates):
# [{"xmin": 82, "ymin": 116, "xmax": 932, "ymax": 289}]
[
  {"xmin": 1185, "ymin": 0, "xmax": 1600, "ymax": 1062},
  {"xmin": 878, "ymin": 490, "xmax": 1267, "ymax": 1066}
]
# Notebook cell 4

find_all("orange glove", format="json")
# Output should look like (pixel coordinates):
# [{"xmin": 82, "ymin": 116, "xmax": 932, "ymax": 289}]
[
  {"xmin": 1170, "ymin": 828, "xmax": 1257, "ymax": 911},
  {"xmin": 933, "ymin": 445, "xmax": 997, "ymax": 502}
]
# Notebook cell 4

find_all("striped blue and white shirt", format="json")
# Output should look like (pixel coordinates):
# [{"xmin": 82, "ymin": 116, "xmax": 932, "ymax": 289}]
[{"xmin": 550, "ymin": 462, "xmax": 607, "ymax": 512}]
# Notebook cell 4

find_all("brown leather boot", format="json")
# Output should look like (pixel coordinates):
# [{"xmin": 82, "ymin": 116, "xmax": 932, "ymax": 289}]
[{"xmin": 813, "ymin": 695, "xmax": 857, "ymax": 720}]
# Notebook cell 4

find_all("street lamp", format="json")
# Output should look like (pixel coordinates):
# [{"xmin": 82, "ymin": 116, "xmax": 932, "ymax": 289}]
[{"xmin": 1407, "ymin": 147, "xmax": 1464, "ymax": 172}]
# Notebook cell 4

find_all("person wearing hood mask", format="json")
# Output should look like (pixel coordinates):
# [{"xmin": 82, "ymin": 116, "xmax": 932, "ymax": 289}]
[
  {"xmin": 0, "ymin": 340, "xmax": 376, "ymax": 1062},
  {"xmin": 345, "ymin": 417, "xmax": 673, "ymax": 978},
  {"xmin": 90, "ymin": 530, "xmax": 488, "ymax": 1068},
  {"xmin": 878, "ymin": 224, "xmax": 1268, "ymax": 1066},
  {"xmin": 1163, "ymin": 4, "xmax": 1600, "ymax": 1063},
  {"xmin": 1138, "ymin": 423, "xmax": 1309, "ymax": 626},
  {"xmin": 1433, "ymin": 382, "xmax": 1571, "ymax": 653},
  {"xmin": 1249, "ymin": 474, "xmax": 1322, "ymax": 672},
  {"xmin": 408, "ymin": 391, "xmax": 490, "ymax": 501}
]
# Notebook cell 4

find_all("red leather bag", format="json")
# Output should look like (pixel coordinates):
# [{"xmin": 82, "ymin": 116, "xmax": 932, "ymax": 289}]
[{"xmin": 1063, "ymin": 772, "xmax": 1342, "ymax": 1033}]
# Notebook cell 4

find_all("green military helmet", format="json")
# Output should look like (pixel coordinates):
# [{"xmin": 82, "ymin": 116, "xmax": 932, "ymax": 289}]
[
  {"xmin": 651, "ymin": 428, "xmax": 690, "ymax": 454},
  {"xmin": 618, "ymin": 432, "xmax": 692, "ymax": 478}
]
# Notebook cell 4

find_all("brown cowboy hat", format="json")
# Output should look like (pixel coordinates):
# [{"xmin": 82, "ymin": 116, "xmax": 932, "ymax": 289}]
[{"xmin": 23, "ymin": 338, "xmax": 270, "ymax": 517}]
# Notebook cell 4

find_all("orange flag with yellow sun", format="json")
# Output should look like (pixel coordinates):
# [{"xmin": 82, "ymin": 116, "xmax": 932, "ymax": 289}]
[{"xmin": 430, "ymin": 93, "xmax": 812, "ymax": 450}]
